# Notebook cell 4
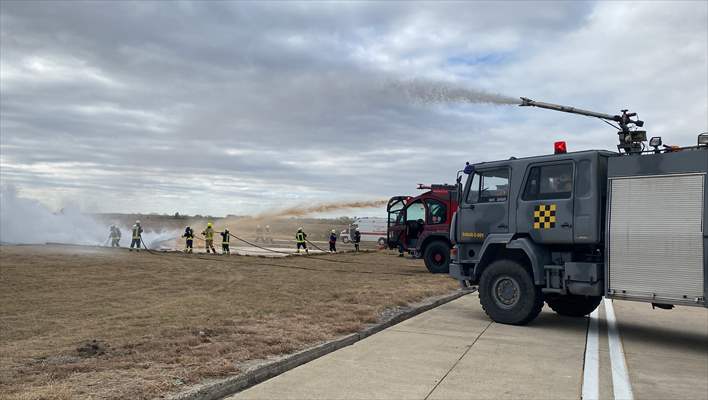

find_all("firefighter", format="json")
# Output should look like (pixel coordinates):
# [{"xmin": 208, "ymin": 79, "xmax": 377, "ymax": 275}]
[
  {"xmin": 220, "ymin": 228, "xmax": 231, "ymax": 255},
  {"xmin": 202, "ymin": 222, "xmax": 216, "ymax": 254},
  {"xmin": 329, "ymin": 229, "xmax": 337, "ymax": 253},
  {"xmin": 109, "ymin": 225, "xmax": 121, "ymax": 247},
  {"xmin": 295, "ymin": 227, "xmax": 308, "ymax": 254},
  {"xmin": 265, "ymin": 225, "xmax": 273, "ymax": 243},
  {"xmin": 255, "ymin": 225, "xmax": 264, "ymax": 243},
  {"xmin": 182, "ymin": 226, "xmax": 194, "ymax": 253},
  {"xmin": 353, "ymin": 228, "xmax": 361, "ymax": 252},
  {"xmin": 129, "ymin": 220, "xmax": 143, "ymax": 252}
]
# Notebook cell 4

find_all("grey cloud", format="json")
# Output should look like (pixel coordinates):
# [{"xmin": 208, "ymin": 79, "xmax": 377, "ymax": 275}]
[{"xmin": 1, "ymin": 1, "xmax": 706, "ymax": 216}]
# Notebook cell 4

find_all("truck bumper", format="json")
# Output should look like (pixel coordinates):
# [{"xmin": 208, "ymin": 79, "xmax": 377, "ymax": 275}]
[{"xmin": 449, "ymin": 262, "xmax": 471, "ymax": 281}]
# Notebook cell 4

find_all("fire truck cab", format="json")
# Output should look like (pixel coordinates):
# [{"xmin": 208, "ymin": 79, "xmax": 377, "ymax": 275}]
[
  {"xmin": 451, "ymin": 128, "xmax": 708, "ymax": 325},
  {"xmin": 387, "ymin": 184, "xmax": 458, "ymax": 273}
]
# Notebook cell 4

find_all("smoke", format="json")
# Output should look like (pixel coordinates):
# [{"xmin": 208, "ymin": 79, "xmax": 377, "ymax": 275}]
[
  {"xmin": 387, "ymin": 78, "xmax": 520, "ymax": 105},
  {"xmin": 0, "ymin": 186, "xmax": 178, "ymax": 248},
  {"xmin": 255, "ymin": 199, "xmax": 388, "ymax": 219},
  {"xmin": 0, "ymin": 186, "xmax": 106, "ymax": 245}
]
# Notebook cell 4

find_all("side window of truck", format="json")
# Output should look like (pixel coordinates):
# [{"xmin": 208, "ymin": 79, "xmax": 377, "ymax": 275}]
[
  {"xmin": 479, "ymin": 169, "xmax": 509, "ymax": 203},
  {"xmin": 522, "ymin": 163, "xmax": 574, "ymax": 200},
  {"xmin": 406, "ymin": 201, "xmax": 426, "ymax": 223},
  {"xmin": 426, "ymin": 200, "xmax": 447, "ymax": 224},
  {"xmin": 466, "ymin": 169, "xmax": 510, "ymax": 204}
]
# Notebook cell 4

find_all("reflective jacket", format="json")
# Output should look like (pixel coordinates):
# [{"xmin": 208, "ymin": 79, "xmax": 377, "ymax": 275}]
[
  {"xmin": 202, "ymin": 227, "xmax": 214, "ymax": 240},
  {"xmin": 295, "ymin": 232, "xmax": 306, "ymax": 243},
  {"xmin": 183, "ymin": 228, "xmax": 194, "ymax": 240},
  {"xmin": 132, "ymin": 225, "xmax": 143, "ymax": 239},
  {"xmin": 329, "ymin": 233, "xmax": 337, "ymax": 243},
  {"xmin": 220, "ymin": 231, "xmax": 230, "ymax": 242}
]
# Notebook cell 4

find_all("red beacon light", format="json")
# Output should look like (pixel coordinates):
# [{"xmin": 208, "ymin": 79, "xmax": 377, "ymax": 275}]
[{"xmin": 554, "ymin": 141, "xmax": 567, "ymax": 154}]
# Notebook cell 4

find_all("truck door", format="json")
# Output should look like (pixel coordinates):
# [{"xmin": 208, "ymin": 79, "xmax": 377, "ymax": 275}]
[
  {"xmin": 458, "ymin": 168, "xmax": 510, "ymax": 244},
  {"xmin": 404, "ymin": 200, "xmax": 426, "ymax": 248},
  {"xmin": 517, "ymin": 162, "xmax": 574, "ymax": 244}
]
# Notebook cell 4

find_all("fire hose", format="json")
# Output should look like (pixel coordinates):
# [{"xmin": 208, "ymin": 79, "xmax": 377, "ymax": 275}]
[
  {"xmin": 139, "ymin": 237, "xmax": 160, "ymax": 255},
  {"xmin": 132, "ymin": 233, "xmax": 418, "ymax": 276}
]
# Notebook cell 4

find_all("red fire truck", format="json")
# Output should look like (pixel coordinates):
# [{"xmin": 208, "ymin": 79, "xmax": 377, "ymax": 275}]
[{"xmin": 387, "ymin": 184, "xmax": 459, "ymax": 273}]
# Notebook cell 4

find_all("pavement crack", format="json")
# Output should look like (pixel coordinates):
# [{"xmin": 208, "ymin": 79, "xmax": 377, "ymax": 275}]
[{"xmin": 423, "ymin": 320, "xmax": 494, "ymax": 400}]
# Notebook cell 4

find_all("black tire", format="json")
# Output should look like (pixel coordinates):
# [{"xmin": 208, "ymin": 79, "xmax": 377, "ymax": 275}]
[
  {"xmin": 423, "ymin": 241, "xmax": 450, "ymax": 274},
  {"xmin": 546, "ymin": 295, "xmax": 602, "ymax": 317},
  {"xmin": 342, "ymin": 237, "xmax": 350, "ymax": 244},
  {"xmin": 377, "ymin": 237, "xmax": 386, "ymax": 246},
  {"xmin": 479, "ymin": 259, "xmax": 543, "ymax": 325}
]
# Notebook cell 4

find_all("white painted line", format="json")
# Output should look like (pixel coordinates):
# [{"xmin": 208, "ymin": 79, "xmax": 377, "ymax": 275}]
[
  {"xmin": 604, "ymin": 298, "xmax": 634, "ymax": 400},
  {"xmin": 582, "ymin": 307, "xmax": 600, "ymax": 400}
]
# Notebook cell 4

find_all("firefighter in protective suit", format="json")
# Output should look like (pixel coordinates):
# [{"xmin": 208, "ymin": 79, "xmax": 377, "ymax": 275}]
[
  {"xmin": 129, "ymin": 220, "xmax": 143, "ymax": 251},
  {"xmin": 109, "ymin": 225, "xmax": 121, "ymax": 247},
  {"xmin": 220, "ymin": 228, "xmax": 230, "ymax": 255},
  {"xmin": 182, "ymin": 226, "xmax": 194, "ymax": 253},
  {"xmin": 329, "ymin": 229, "xmax": 337, "ymax": 253},
  {"xmin": 202, "ymin": 222, "xmax": 216, "ymax": 254},
  {"xmin": 295, "ymin": 227, "xmax": 308, "ymax": 254},
  {"xmin": 353, "ymin": 228, "xmax": 361, "ymax": 252}
]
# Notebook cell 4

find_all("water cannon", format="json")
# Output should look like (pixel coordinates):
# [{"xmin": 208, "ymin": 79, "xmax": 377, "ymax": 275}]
[{"xmin": 519, "ymin": 97, "xmax": 646, "ymax": 154}]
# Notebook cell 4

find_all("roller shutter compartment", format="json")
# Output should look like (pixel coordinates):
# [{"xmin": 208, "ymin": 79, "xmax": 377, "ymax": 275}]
[{"xmin": 608, "ymin": 173, "xmax": 704, "ymax": 303}]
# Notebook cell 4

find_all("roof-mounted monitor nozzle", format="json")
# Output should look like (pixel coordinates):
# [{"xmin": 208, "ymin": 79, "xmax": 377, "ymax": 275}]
[{"xmin": 519, "ymin": 97, "xmax": 646, "ymax": 154}]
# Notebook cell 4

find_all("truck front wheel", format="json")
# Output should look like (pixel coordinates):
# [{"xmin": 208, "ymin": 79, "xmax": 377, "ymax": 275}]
[
  {"xmin": 545, "ymin": 295, "xmax": 602, "ymax": 317},
  {"xmin": 423, "ymin": 241, "xmax": 450, "ymax": 274},
  {"xmin": 479, "ymin": 259, "xmax": 543, "ymax": 325}
]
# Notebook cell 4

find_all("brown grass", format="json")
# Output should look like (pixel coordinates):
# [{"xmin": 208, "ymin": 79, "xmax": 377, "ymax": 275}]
[{"xmin": 0, "ymin": 245, "xmax": 457, "ymax": 399}]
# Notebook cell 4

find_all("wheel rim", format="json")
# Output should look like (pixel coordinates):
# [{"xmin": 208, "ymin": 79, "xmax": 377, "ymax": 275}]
[{"xmin": 491, "ymin": 276, "xmax": 520, "ymax": 309}]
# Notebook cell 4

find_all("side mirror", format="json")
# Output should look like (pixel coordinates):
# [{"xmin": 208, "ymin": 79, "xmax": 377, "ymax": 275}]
[
  {"xmin": 649, "ymin": 136, "xmax": 662, "ymax": 148},
  {"xmin": 698, "ymin": 133, "xmax": 708, "ymax": 147}
]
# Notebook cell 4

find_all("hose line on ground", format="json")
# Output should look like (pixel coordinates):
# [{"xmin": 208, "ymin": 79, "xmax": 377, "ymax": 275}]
[{"xmin": 139, "ymin": 237, "xmax": 160, "ymax": 255}]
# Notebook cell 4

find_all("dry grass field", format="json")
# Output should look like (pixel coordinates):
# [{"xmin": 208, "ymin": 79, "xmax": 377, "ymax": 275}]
[{"xmin": 0, "ymin": 245, "xmax": 457, "ymax": 399}]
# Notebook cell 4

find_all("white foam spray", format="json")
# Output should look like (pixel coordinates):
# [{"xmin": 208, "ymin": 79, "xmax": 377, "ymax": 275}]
[{"xmin": 387, "ymin": 78, "xmax": 519, "ymax": 105}]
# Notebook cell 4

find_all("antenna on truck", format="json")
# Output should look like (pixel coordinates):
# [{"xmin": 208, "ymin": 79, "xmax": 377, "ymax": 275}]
[{"xmin": 519, "ymin": 97, "xmax": 647, "ymax": 154}]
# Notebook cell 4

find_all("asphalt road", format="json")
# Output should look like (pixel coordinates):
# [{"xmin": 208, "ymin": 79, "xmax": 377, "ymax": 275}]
[{"xmin": 227, "ymin": 293, "xmax": 708, "ymax": 400}]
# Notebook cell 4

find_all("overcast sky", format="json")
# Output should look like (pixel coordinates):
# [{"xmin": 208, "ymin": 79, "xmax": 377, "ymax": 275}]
[{"xmin": 1, "ymin": 1, "xmax": 706, "ymax": 217}]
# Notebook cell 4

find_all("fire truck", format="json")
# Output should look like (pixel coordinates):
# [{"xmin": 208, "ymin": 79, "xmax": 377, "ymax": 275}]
[
  {"xmin": 449, "ymin": 98, "xmax": 707, "ymax": 325},
  {"xmin": 387, "ymin": 184, "xmax": 458, "ymax": 273}
]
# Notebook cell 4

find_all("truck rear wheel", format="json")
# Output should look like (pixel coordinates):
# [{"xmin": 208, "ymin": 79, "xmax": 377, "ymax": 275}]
[
  {"xmin": 479, "ymin": 259, "xmax": 543, "ymax": 325},
  {"xmin": 545, "ymin": 295, "xmax": 602, "ymax": 317},
  {"xmin": 423, "ymin": 241, "xmax": 450, "ymax": 274}
]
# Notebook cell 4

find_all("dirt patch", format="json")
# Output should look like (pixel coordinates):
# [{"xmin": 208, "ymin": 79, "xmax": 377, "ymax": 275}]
[
  {"xmin": 0, "ymin": 245, "xmax": 457, "ymax": 399},
  {"xmin": 76, "ymin": 340, "xmax": 109, "ymax": 357}
]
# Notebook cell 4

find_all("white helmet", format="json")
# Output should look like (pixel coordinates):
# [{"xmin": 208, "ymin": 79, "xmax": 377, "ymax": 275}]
[
  {"xmin": 136, "ymin": 220, "xmax": 141, "ymax": 224},
  {"xmin": 331, "ymin": 229, "xmax": 336, "ymax": 233},
  {"xmin": 298, "ymin": 227, "xmax": 303, "ymax": 231}
]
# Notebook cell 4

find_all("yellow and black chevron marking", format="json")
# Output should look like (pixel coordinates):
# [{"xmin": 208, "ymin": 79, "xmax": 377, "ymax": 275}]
[{"xmin": 533, "ymin": 204, "xmax": 557, "ymax": 229}]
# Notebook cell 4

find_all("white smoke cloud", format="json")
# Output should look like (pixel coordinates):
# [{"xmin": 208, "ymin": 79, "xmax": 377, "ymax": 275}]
[
  {"xmin": 0, "ymin": 185, "xmax": 106, "ymax": 245},
  {"xmin": 0, "ymin": 186, "xmax": 179, "ymax": 248}
]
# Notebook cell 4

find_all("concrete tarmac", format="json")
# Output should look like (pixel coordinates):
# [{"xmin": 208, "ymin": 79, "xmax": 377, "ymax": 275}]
[{"xmin": 228, "ymin": 294, "xmax": 708, "ymax": 400}]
